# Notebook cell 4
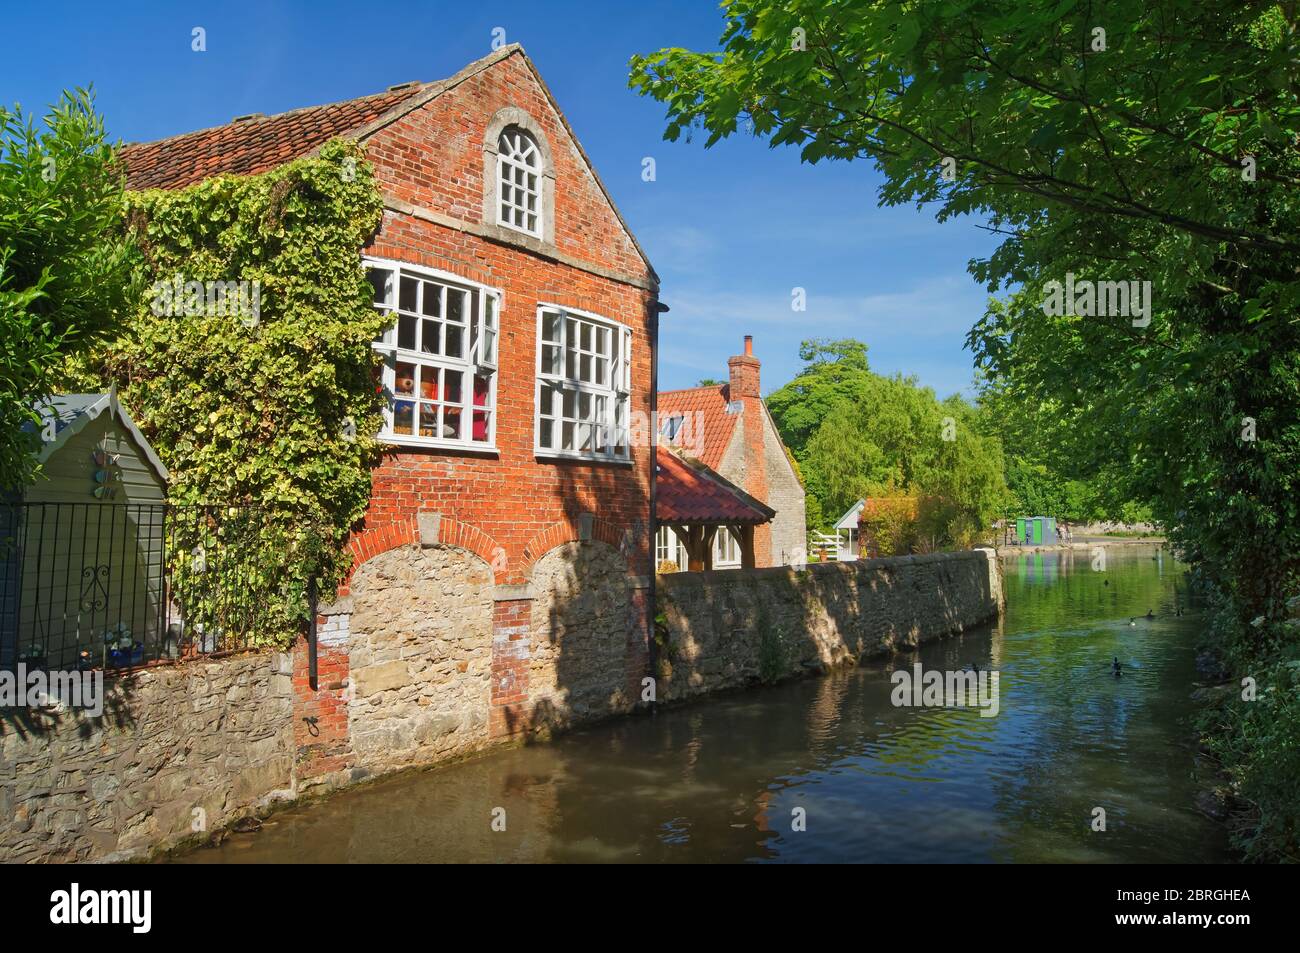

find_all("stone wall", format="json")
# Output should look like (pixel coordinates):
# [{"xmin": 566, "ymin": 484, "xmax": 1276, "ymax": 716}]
[
  {"xmin": 0, "ymin": 546, "xmax": 1000, "ymax": 863},
  {"xmin": 528, "ymin": 542, "xmax": 635, "ymax": 731},
  {"xmin": 0, "ymin": 652, "xmax": 294, "ymax": 863},
  {"xmin": 348, "ymin": 544, "xmax": 494, "ymax": 774},
  {"xmin": 655, "ymin": 549, "xmax": 1003, "ymax": 702}
]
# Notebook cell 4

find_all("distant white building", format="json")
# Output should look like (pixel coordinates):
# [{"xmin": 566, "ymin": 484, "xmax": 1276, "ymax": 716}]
[{"xmin": 833, "ymin": 499, "xmax": 867, "ymax": 562}]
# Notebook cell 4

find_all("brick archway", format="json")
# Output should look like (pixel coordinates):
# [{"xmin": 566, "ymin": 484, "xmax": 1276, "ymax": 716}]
[
  {"xmin": 341, "ymin": 513, "xmax": 506, "ymax": 593},
  {"xmin": 521, "ymin": 514, "xmax": 637, "ymax": 578}
]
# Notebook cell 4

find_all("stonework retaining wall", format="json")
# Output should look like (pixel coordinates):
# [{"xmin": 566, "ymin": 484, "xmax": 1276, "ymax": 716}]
[
  {"xmin": 0, "ymin": 652, "xmax": 294, "ymax": 863},
  {"xmin": 348, "ymin": 545, "xmax": 494, "ymax": 775},
  {"xmin": 655, "ymin": 549, "xmax": 1004, "ymax": 702},
  {"xmin": 1, "ymin": 546, "xmax": 1000, "ymax": 863},
  {"xmin": 527, "ymin": 542, "xmax": 636, "ymax": 731}
]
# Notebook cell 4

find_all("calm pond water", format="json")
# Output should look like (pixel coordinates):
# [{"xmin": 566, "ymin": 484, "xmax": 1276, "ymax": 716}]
[{"xmin": 175, "ymin": 544, "xmax": 1229, "ymax": 863}]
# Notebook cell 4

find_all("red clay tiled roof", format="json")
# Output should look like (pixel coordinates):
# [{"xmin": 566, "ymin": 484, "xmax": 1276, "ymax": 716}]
[
  {"xmin": 655, "ymin": 446, "xmax": 773, "ymax": 525},
  {"xmin": 657, "ymin": 384, "xmax": 738, "ymax": 471},
  {"xmin": 121, "ymin": 84, "xmax": 431, "ymax": 191}
]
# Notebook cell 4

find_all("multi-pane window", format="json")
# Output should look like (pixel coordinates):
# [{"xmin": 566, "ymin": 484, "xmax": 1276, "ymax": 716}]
[
  {"xmin": 497, "ymin": 127, "xmax": 541, "ymax": 237},
  {"xmin": 536, "ymin": 305, "xmax": 632, "ymax": 461},
  {"xmin": 713, "ymin": 527, "xmax": 742, "ymax": 568},
  {"xmin": 656, "ymin": 526, "xmax": 688, "ymax": 569},
  {"xmin": 653, "ymin": 526, "xmax": 741, "ymax": 570},
  {"xmin": 367, "ymin": 259, "xmax": 500, "ymax": 449}
]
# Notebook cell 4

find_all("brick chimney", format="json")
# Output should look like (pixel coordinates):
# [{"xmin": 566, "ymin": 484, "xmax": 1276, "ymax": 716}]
[
  {"xmin": 727, "ymin": 334, "xmax": 761, "ymax": 399},
  {"xmin": 728, "ymin": 335, "xmax": 771, "ymax": 564}
]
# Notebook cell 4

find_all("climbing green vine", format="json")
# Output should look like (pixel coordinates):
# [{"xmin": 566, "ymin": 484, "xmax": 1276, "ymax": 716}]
[{"xmin": 68, "ymin": 138, "xmax": 386, "ymax": 643}]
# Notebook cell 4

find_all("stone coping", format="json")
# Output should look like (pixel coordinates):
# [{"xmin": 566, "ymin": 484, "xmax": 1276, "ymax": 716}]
[{"xmin": 658, "ymin": 548, "xmax": 995, "ymax": 589}]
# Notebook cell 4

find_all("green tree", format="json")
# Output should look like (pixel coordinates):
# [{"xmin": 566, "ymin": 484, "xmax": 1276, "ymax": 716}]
[
  {"xmin": 632, "ymin": 0, "xmax": 1300, "ymax": 859},
  {"xmin": 766, "ymin": 338, "xmax": 873, "ymax": 456},
  {"xmin": 974, "ymin": 368, "xmax": 1137, "ymax": 524},
  {"xmin": 0, "ymin": 89, "xmax": 130, "ymax": 489},
  {"xmin": 770, "ymin": 338, "xmax": 1007, "ymax": 545},
  {"xmin": 630, "ymin": 0, "xmax": 1300, "ymax": 631}
]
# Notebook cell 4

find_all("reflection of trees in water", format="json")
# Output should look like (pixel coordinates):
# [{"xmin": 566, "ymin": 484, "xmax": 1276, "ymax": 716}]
[
  {"xmin": 847, "ymin": 626, "xmax": 1002, "ymax": 774},
  {"xmin": 183, "ymin": 546, "xmax": 1226, "ymax": 863},
  {"xmin": 989, "ymin": 546, "xmax": 1225, "ymax": 862}
]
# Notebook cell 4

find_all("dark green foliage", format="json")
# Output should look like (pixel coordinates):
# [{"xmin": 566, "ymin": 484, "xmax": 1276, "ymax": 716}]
[
  {"xmin": 767, "ymin": 338, "xmax": 1007, "ymax": 547},
  {"xmin": 632, "ymin": 0, "xmax": 1300, "ymax": 858},
  {"xmin": 0, "ymin": 89, "xmax": 132, "ymax": 490},
  {"xmin": 71, "ymin": 139, "xmax": 387, "ymax": 642}
]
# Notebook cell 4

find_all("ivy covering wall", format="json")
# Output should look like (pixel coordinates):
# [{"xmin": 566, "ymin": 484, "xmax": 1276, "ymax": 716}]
[{"xmin": 70, "ymin": 139, "xmax": 387, "ymax": 642}]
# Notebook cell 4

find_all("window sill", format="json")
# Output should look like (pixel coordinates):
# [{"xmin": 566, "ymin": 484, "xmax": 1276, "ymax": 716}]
[
  {"xmin": 380, "ymin": 434, "xmax": 499, "ymax": 456},
  {"xmin": 535, "ymin": 450, "xmax": 633, "ymax": 466}
]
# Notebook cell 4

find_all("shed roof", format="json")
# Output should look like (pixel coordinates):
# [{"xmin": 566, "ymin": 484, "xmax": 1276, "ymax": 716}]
[
  {"xmin": 834, "ymin": 497, "xmax": 918, "ymax": 531},
  {"xmin": 655, "ymin": 446, "xmax": 774, "ymax": 526},
  {"xmin": 30, "ymin": 392, "xmax": 169, "ymax": 483},
  {"xmin": 834, "ymin": 499, "xmax": 866, "ymax": 531}
]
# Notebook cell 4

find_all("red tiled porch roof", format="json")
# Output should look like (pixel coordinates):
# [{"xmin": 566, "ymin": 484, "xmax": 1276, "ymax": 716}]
[{"xmin": 655, "ymin": 446, "xmax": 774, "ymax": 525}]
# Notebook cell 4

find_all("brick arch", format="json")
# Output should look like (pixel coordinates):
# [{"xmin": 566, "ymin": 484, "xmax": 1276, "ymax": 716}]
[
  {"xmin": 483, "ymin": 105, "xmax": 556, "ymax": 176},
  {"xmin": 341, "ymin": 514, "xmax": 506, "ymax": 591},
  {"xmin": 521, "ymin": 515, "xmax": 635, "ymax": 577}
]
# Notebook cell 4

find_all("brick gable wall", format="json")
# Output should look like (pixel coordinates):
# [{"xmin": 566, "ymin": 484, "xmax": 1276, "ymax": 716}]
[
  {"xmin": 355, "ymin": 50, "xmax": 657, "ymax": 588},
  {"xmin": 298, "ymin": 51, "xmax": 658, "ymax": 764},
  {"xmin": 364, "ymin": 52, "xmax": 649, "ymax": 284}
]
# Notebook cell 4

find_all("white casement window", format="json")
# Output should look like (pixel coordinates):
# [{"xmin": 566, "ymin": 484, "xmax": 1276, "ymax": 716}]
[
  {"xmin": 535, "ymin": 304, "xmax": 632, "ymax": 462},
  {"xmin": 713, "ymin": 527, "xmax": 742, "ymax": 568},
  {"xmin": 655, "ymin": 526, "xmax": 688, "ymax": 569},
  {"xmin": 367, "ymin": 258, "xmax": 500, "ymax": 450},
  {"xmin": 497, "ymin": 127, "xmax": 542, "ymax": 237}
]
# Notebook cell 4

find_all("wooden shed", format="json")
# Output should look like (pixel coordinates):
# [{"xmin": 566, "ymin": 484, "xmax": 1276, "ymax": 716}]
[{"xmin": 0, "ymin": 392, "xmax": 169, "ymax": 669}]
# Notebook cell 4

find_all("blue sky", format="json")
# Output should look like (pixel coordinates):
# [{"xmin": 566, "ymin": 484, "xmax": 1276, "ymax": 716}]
[{"xmin": 2, "ymin": 0, "xmax": 1001, "ymax": 398}]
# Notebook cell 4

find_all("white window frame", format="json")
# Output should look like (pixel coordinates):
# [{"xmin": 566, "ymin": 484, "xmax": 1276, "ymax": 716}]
[
  {"xmin": 366, "ymin": 257, "xmax": 501, "ymax": 452},
  {"xmin": 713, "ymin": 526, "xmax": 742, "ymax": 568},
  {"xmin": 497, "ymin": 127, "xmax": 543, "ymax": 238},
  {"xmin": 655, "ymin": 526, "xmax": 688, "ymax": 569},
  {"xmin": 535, "ymin": 303, "xmax": 632, "ymax": 463}
]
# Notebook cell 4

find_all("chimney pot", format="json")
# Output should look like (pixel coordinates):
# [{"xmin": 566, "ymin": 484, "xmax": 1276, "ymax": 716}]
[{"xmin": 744, "ymin": 335, "xmax": 753, "ymax": 357}]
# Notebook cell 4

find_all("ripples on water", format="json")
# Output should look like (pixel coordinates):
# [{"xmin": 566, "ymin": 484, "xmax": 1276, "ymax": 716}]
[{"xmin": 175, "ymin": 545, "xmax": 1228, "ymax": 864}]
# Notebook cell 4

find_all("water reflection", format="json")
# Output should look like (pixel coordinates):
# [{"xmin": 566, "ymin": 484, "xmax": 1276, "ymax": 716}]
[{"xmin": 174, "ymin": 545, "xmax": 1227, "ymax": 864}]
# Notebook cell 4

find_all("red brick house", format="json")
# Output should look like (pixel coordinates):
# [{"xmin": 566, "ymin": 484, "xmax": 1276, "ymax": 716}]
[
  {"xmin": 123, "ymin": 46, "xmax": 663, "ymax": 779},
  {"xmin": 658, "ymin": 336, "xmax": 806, "ymax": 569}
]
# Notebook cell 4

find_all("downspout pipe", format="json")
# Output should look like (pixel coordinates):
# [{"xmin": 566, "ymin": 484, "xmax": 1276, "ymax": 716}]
[
  {"xmin": 648, "ymin": 299, "xmax": 669, "ymax": 703},
  {"xmin": 307, "ymin": 577, "xmax": 318, "ymax": 691}
]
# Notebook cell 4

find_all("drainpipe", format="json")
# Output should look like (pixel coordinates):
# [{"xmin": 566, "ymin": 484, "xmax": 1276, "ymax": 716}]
[
  {"xmin": 307, "ymin": 576, "xmax": 318, "ymax": 691},
  {"xmin": 648, "ymin": 298, "xmax": 669, "ymax": 698}
]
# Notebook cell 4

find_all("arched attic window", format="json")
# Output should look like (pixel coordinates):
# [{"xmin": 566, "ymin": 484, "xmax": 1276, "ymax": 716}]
[
  {"xmin": 483, "ymin": 107, "xmax": 555, "ymax": 244},
  {"xmin": 497, "ymin": 126, "xmax": 542, "ymax": 236}
]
